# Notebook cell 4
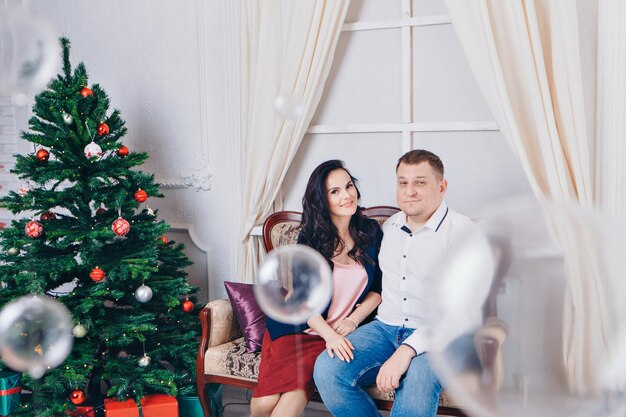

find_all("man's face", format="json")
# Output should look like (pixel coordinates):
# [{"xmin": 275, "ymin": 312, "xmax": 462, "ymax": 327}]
[{"xmin": 396, "ymin": 161, "xmax": 447, "ymax": 222}]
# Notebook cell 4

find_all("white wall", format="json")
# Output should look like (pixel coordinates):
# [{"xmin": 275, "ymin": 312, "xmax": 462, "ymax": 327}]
[
  {"xmin": 4, "ymin": 0, "xmax": 241, "ymax": 302},
  {"xmin": 10, "ymin": 0, "xmax": 596, "ymax": 304}
]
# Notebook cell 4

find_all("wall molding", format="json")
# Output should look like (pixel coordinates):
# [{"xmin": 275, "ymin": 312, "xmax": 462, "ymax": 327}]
[
  {"xmin": 168, "ymin": 222, "xmax": 211, "ymax": 298},
  {"xmin": 222, "ymin": 0, "xmax": 243, "ymax": 278},
  {"xmin": 596, "ymin": 0, "xmax": 626, "ymax": 223}
]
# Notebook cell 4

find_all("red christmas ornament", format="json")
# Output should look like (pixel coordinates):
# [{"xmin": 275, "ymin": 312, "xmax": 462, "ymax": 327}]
[
  {"xmin": 117, "ymin": 145, "xmax": 129, "ymax": 157},
  {"xmin": 80, "ymin": 87, "xmax": 93, "ymax": 97},
  {"xmin": 25, "ymin": 220, "xmax": 43, "ymax": 238},
  {"xmin": 70, "ymin": 389, "xmax": 87, "ymax": 405},
  {"xmin": 181, "ymin": 299, "xmax": 194, "ymax": 313},
  {"xmin": 36, "ymin": 148, "xmax": 49, "ymax": 162},
  {"xmin": 97, "ymin": 122, "xmax": 109, "ymax": 136},
  {"xmin": 112, "ymin": 217, "xmax": 130, "ymax": 236},
  {"xmin": 69, "ymin": 389, "xmax": 86, "ymax": 405},
  {"xmin": 134, "ymin": 189, "xmax": 148, "ymax": 203},
  {"xmin": 89, "ymin": 266, "xmax": 105, "ymax": 282},
  {"xmin": 40, "ymin": 211, "xmax": 56, "ymax": 221},
  {"xmin": 95, "ymin": 207, "xmax": 107, "ymax": 216},
  {"xmin": 160, "ymin": 235, "xmax": 168, "ymax": 244}
]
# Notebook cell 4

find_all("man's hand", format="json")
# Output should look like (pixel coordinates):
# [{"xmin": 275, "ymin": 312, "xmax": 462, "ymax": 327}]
[{"xmin": 376, "ymin": 345, "xmax": 416, "ymax": 393}]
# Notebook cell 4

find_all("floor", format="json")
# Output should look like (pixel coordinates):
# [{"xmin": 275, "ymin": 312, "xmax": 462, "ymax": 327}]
[{"xmin": 220, "ymin": 385, "xmax": 391, "ymax": 417}]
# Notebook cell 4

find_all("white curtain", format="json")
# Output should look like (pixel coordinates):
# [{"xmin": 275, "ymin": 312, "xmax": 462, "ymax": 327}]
[
  {"xmin": 239, "ymin": 0, "xmax": 350, "ymax": 283},
  {"xmin": 444, "ymin": 0, "xmax": 612, "ymax": 394}
]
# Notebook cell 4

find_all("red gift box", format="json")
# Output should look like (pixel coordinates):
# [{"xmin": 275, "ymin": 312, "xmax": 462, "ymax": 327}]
[
  {"xmin": 103, "ymin": 398, "xmax": 139, "ymax": 417},
  {"xmin": 140, "ymin": 394, "xmax": 178, "ymax": 417},
  {"xmin": 66, "ymin": 405, "xmax": 95, "ymax": 417},
  {"xmin": 103, "ymin": 395, "xmax": 177, "ymax": 417}
]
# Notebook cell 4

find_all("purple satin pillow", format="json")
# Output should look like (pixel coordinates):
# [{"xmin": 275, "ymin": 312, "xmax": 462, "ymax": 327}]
[{"xmin": 224, "ymin": 281, "xmax": 267, "ymax": 353}]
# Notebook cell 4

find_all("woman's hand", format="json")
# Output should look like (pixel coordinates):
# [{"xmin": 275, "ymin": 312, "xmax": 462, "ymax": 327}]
[
  {"xmin": 333, "ymin": 318, "xmax": 357, "ymax": 336},
  {"xmin": 324, "ymin": 332, "xmax": 354, "ymax": 362}
]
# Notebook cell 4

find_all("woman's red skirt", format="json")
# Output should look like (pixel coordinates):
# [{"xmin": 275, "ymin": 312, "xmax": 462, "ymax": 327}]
[{"xmin": 253, "ymin": 330, "xmax": 326, "ymax": 400}]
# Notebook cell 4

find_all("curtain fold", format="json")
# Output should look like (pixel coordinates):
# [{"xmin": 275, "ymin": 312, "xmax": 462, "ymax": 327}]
[
  {"xmin": 444, "ymin": 0, "xmax": 611, "ymax": 394},
  {"xmin": 239, "ymin": 0, "xmax": 350, "ymax": 283}
]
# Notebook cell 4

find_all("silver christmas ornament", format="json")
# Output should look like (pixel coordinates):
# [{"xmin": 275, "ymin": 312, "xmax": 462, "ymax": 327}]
[
  {"xmin": 72, "ymin": 324, "xmax": 88, "ymax": 338},
  {"xmin": 135, "ymin": 284, "xmax": 153, "ymax": 303},
  {"xmin": 62, "ymin": 113, "xmax": 73, "ymax": 125},
  {"xmin": 7, "ymin": 247, "xmax": 20, "ymax": 256},
  {"xmin": 138, "ymin": 355, "xmax": 151, "ymax": 367}
]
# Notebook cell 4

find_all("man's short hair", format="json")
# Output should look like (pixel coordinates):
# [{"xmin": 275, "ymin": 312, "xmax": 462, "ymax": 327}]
[{"xmin": 396, "ymin": 149, "xmax": 444, "ymax": 178}]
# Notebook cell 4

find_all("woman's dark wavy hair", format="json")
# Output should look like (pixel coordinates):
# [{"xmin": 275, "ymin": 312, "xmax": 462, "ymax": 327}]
[{"xmin": 298, "ymin": 160, "xmax": 378, "ymax": 266}]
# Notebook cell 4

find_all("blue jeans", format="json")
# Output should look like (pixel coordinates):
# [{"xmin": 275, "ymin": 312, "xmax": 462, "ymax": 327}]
[{"xmin": 313, "ymin": 320, "xmax": 442, "ymax": 417}]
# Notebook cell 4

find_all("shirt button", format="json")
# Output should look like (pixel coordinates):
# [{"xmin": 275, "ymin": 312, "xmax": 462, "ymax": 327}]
[
  {"xmin": 402, "ymin": 276, "xmax": 406, "ymax": 280},
  {"xmin": 409, "ymin": 233, "xmax": 413, "ymax": 237},
  {"xmin": 402, "ymin": 255, "xmax": 407, "ymax": 258},
  {"xmin": 404, "ymin": 318, "xmax": 409, "ymax": 322},
  {"xmin": 403, "ymin": 297, "xmax": 407, "ymax": 301}
]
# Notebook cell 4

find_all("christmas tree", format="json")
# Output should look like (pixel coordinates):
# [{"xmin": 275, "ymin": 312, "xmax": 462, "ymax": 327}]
[{"xmin": 0, "ymin": 38, "xmax": 199, "ymax": 417}]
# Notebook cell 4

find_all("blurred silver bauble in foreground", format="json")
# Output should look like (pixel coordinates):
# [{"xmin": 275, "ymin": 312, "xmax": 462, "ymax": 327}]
[{"xmin": 0, "ymin": 295, "xmax": 73, "ymax": 379}]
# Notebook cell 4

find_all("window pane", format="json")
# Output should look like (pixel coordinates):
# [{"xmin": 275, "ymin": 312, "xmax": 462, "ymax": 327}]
[
  {"xmin": 411, "ymin": 0, "xmax": 448, "ymax": 17},
  {"xmin": 313, "ymin": 29, "xmax": 402, "ymax": 125},
  {"xmin": 411, "ymin": 131, "xmax": 532, "ymax": 215},
  {"xmin": 346, "ymin": 0, "xmax": 402, "ymax": 22},
  {"xmin": 283, "ymin": 133, "xmax": 403, "ymax": 210},
  {"xmin": 412, "ymin": 24, "xmax": 494, "ymax": 123}
]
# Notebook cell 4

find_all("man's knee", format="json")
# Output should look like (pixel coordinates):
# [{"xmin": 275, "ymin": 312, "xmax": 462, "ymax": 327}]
[{"xmin": 313, "ymin": 351, "xmax": 336, "ymax": 389}]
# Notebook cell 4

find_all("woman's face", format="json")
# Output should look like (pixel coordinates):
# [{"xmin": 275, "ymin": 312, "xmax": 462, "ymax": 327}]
[{"xmin": 325, "ymin": 169, "xmax": 358, "ymax": 221}]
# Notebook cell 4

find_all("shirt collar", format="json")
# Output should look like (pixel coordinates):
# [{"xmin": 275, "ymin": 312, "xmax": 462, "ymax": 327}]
[
  {"xmin": 392, "ymin": 201, "xmax": 449, "ymax": 232},
  {"xmin": 423, "ymin": 201, "xmax": 449, "ymax": 232}
]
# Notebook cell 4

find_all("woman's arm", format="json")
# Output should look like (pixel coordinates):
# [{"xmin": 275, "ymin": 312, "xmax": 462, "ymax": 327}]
[
  {"xmin": 307, "ymin": 314, "xmax": 354, "ymax": 362},
  {"xmin": 334, "ymin": 291, "xmax": 382, "ymax": 336}
]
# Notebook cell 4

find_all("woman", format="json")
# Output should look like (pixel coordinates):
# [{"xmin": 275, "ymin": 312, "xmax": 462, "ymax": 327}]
[{"xmin": 250, "ymin": 160, "xmax": 383, "ymax": 417}]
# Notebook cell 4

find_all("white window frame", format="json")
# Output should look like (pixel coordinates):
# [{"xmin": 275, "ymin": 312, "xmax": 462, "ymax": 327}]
[{"xmin": 306, "ymin": 0, "xmax": 498, "ymax": 153}]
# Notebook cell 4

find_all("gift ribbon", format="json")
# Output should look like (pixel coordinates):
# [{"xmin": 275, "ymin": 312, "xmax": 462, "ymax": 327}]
[{"xmin": 0, "ymin": 387, "xmax": 21, "ymax": 395}]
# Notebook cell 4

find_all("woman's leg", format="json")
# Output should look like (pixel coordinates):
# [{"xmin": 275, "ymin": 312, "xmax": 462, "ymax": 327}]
[
  {"xmin": 270, "ymin": 389, "xmax": 308, "ymax": 417},
  {"xmin": 250, "ymin": 394, "xmax": 280, "ymax": 417}
]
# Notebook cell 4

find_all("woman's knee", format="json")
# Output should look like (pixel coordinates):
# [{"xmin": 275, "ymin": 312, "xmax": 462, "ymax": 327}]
[{"xmin": 250, "ymin": 394, "xmax": 279, "ymax": 417}]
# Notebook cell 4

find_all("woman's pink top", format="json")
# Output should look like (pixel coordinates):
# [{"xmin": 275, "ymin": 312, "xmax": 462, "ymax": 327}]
[{"xmin": 305, "ymin": 261, "xmax": 368, "ymax": 336}]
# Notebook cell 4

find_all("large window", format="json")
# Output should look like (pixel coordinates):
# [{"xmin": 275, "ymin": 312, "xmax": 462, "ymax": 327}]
[{"xmin": 282, "ymin": 0, "xmax": 531, "ymax": 215}]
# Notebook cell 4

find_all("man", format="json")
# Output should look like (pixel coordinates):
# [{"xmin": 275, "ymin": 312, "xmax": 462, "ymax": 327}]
[{"xmin": 314, "ymin": 149, "xmax": 477, "ymax": 417}]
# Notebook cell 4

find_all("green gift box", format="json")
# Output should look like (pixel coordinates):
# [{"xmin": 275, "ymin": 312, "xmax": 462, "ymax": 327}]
[
  {"xmin": 178, "ymin": 385, "xmax": 222, "ymax": 417},
  {"xmin": 0, "ymin": 371, "xmax": 21, "ymax": 415}
]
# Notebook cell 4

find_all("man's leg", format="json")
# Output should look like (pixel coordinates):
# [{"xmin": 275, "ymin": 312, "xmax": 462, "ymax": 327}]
[
  {"xmin": 391, "ymin": 353, "xmax": 442, "ymax": 417},
  {"xmin": 314, "ymin": 320, "xmax": 397, "ymax": 417}
]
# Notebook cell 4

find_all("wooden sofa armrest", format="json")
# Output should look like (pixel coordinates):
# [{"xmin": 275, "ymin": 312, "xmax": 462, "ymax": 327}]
[{"xmin": 474, "ymin": 317, "xmax": 508, "ymax": 392}]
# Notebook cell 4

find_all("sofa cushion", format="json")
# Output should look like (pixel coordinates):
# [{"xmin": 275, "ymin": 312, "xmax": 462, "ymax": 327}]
[
  {"xmin": 224, "ymin": 281, "xmax": 267, "ymax": 353},
  {"xmin": 205, "ymin": 337, "xmax": 261, "ymax": 381}
]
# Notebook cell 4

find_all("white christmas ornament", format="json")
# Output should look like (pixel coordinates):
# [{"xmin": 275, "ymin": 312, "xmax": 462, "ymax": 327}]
[
  {"xmin": 135, "ymin": 284, "xmax": 153, "ymax": 303},
  {"xmin": 62, "ymin": 113, "xmax": 73, "ymax": 125},
  {"xmin": 72, "ymin": 324, "xmax": 87, "ymax": 338},
  {"xmin": 84, "ymin": 142, "xmax": 102, "ymax": 159},
  {"xmin": 138, "ymin": 354, "xmax": 151, "ymax": 367},
  {"xmin": 17, "ymin": 183, "xmax": 31, "ymax": 197}
]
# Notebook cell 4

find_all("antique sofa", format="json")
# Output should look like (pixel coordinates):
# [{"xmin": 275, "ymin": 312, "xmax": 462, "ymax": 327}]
[{"xmin": 196, "ymin": 207, "xmax": 510, "ymax": 417}]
